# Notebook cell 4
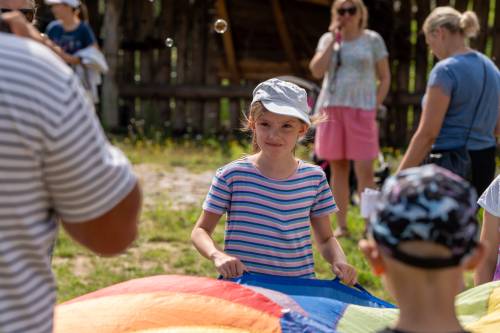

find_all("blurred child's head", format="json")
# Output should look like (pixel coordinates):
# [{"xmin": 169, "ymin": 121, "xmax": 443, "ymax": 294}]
[
  {"xmin": 360, "ymin": 165, "xmax": 484, "ymax": 296},
  {"xmin": 245, "ymin": 78, "xmax": 311, "ymax": 154}
]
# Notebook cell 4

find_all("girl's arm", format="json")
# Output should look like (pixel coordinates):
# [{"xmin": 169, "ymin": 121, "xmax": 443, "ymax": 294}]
[
  {"xmin": 191, "ymin": 210, "xmax": 246, "ymax": 278},
  {"xmin": 311, "ymin": 215, "xmax": 357, "ymax": 285},
  {"xmin": 375, "ymin": 56, "xmax": 391, "ymax": 107},
  {"xmin": 397, "ymin": 86, "xmax": 450, "ymax": 172},
  {"xmin": 474, "ymin": 211, "xmax": 500, "ymax": 285}
]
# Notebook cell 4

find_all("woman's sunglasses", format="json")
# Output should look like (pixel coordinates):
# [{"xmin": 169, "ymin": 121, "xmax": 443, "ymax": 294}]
[
  {"xmin": 337, "ymin": 6, "xmax": 357, "ymax": 16},
  {"xmin": 0, "ymin": 8, "xmax": 34, "ymax": 23}
]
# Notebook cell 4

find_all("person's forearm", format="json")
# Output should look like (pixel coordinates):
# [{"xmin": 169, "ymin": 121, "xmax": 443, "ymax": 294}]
[
  {"xmin": 309, "ymin": 39, "xmax": 335, "ymax": 79},
  {"xmin": 376, "ymin": 77, "xmax": 390, "ymax": 107},
  {"xmin": 191, "ymin": 227, "xmax": 224, "ymax": 260},
  {"xmin": 317, "ymin": 236, "xmax": 347, "ymax": 265},
  {"xmin": 398, "ymin": 131, "xmax": 434, "ymax": 172}
]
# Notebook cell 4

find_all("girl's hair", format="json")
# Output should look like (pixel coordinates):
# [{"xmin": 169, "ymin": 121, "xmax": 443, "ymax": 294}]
[
  {"xmin": 423, "ymin": 6, "xmax": 480, "ymax": 38},
  {"xmin": 76, "ymin": 1, "xmax": 90, "ymax": 22},
  {"xmin": 331, "ymin": 0, "xmax": 369, "ymax": 30},
  {"xmin": 243, "ymin": 102, "xmax": 267, "ymax": 153},
  {"xmin": 243, "ymin": 102, "xmax": 317, "ymax": 154}
]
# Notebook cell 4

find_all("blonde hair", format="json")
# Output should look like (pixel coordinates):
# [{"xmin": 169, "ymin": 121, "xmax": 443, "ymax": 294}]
[
  {"xmin": 243, "ymin": 102, "xmax": 314, "ymax": 154},
  {"xmin": 423, "ymin": 6, "xmax": 480, "ymax": 38},
  {"xmin": 331, "ymin": 0, "xmax": 369, "ymax": 30}
]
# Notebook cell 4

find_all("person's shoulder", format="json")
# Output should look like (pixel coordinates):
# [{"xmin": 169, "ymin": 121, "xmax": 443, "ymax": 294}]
[
  {"xmin": 0, "ymin": 33, "xmax": 70, "ymax": 76},
  {"xmin": 78, "ymin": 21, "xmax": 94, "ymax": 33},
  {"xmin": 46, "ymin": 20, "xmax": 63, "ymax": 32},
  {"xmin": 363, "ymin": 29, "xmax": 384, "ymax": 40},
  {"xmin": 298, "ymin": 161, "xmax": 326, "ymax": 177},
  {"xmin": 215, "ymin": 157, "xmax": 253, "ymax": 178}
]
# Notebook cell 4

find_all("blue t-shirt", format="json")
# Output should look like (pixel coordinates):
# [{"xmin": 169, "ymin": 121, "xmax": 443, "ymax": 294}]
[
  {"xmin": 425, "ymin": 51, "xmax": 500, "ymax": 151},
  {"xmin": 45, "ymin": 21, "xmax": 97, "ymax": 55}
]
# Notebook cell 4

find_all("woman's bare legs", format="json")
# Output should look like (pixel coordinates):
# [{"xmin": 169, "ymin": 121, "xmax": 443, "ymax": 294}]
[
  {"xmin": 354, "ymin": 159, "xmax": 376, "ymax": 234},
  {"xmin": 330, "ymin": 159, "xmax": 350, "ymax": 236}
]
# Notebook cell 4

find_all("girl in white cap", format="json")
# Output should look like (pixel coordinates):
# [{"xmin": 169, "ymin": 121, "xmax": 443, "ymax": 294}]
[
  {"xmin": 44, "ymin": 0, "xmax": 97, "ymax": 66},
  {"xmin": 191, "ymin": 78, "xmax": 357, "ymax": 284}
]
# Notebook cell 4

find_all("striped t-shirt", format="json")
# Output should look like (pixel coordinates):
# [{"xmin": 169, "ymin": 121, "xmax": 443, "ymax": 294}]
[
  {"xmin": 0, "ymin": 33, "xmax": 136, "ymax": 333},
  {"xmin": 203, "ymin": 158, "xmax": 337, "ymax": 278}
]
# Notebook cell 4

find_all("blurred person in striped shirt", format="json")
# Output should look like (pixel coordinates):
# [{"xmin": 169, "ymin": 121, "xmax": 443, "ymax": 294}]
[{"xmin": 0, "ymin": 12, "xmax": 141, "ymax": 333}]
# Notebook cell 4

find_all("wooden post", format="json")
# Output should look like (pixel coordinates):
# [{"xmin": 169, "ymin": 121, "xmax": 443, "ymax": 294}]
[
  {"xmin": 270, "ymin": 0, "xmax": 302, "ymax": 76},
  {"xmin": 215, "ymin": 0, "xmax": 240, "ymax": 82},
  {"xmin": 101, "ymin": 0, "xmax": 123, "ymax": 129}
]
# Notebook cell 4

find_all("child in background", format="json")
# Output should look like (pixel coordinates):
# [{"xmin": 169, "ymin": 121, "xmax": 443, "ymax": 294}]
[
  {"xmin": 359, "ymin": 165, "xmax": 485, "ymax": 333},
  {"xmin": 191, "ymin": 78, "xmax": 357, "ymax": 284},
  {"xmin": 475, "ymin": 175, "xmax": 500, "ymax": 285},
  {"xmin": 44, "ymin": 0, "xmax": 97, "ymax": 66}
]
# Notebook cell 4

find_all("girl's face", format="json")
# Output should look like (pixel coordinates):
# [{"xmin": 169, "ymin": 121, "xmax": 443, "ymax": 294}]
[
  {"xmin": 333, "ymin": 1, "xmax": 361, "ymax": 31},
  {"xmin": 252, "ymin": 111, "xmax": 307, "ymax": 156},
  {"xmin": 50, "ymin": 3, "xmax": 73, "ymax": 20}
]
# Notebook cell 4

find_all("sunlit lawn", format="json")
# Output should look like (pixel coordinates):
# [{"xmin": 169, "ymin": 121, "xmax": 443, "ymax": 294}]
[{"xmin": 53, "ymin": 139, "xmax": 489, "ymax": 303}]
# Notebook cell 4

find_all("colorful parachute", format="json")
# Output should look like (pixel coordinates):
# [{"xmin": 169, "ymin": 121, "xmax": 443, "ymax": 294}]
[{"xmin": 54, "ymin": 273, "xmax": 500, "ymax": 332}]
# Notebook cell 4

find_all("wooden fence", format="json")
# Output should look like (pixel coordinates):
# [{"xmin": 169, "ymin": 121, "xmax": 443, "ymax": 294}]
[{"xmin": 36, "ymin": 0, "xmax": 500, "ymax": 148}]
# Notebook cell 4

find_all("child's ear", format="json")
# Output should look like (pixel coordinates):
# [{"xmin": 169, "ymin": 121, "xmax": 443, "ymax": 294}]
[
  {"xmin": 463, "ymin": 242, "xmax": 487, "ymax": 270},
  {"xmin": 359, "ymin": 239, "xmax": 385, "ymax": 276},
  {"xmin": 298, "ymin": 124, "xmax": 308, "ymax": 136}
]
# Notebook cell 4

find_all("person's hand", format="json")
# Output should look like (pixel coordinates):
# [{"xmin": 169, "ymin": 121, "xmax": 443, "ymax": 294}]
[
  {"xmin": 1, "ymin": 11, "xmax": 44, "ymax": 43},
  {"xmin": 332, "ymin": 261, "xmax": 357, "ymax": 285},
  {"xmin": 211, "ymin": 252, "xmax": 247, "ymax": 279}
]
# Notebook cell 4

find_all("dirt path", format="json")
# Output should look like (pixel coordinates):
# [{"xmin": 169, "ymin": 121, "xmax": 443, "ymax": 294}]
[{"xmin": 133, "ymin": 164, "xmax": 214, "ymax": 210}]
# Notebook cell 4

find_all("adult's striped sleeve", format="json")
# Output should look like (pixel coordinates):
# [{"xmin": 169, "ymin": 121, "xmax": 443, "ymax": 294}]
[{"xmin": 43, "ymin": 77, "xmax": 136, "ymax": 223}]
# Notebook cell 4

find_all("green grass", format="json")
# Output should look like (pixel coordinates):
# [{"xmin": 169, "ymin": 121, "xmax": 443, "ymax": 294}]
[{"xmin": 53, "ymin": 139, "xmax": 486, "ymax": 304}]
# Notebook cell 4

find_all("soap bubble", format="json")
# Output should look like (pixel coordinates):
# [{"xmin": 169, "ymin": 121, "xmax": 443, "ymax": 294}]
[
  {"xmin": 214, "ymin": 19, "xmax": 228, "ymax": 34},
  {"xmin": 165, "ymin": 38, "xmax": 174, "ymax": 48}
]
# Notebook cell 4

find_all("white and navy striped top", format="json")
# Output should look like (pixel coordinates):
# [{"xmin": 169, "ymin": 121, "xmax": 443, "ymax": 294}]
[
  {"xmin": 0, "ymin": 33, "xmax": 136, "ymax": 333},
  {"xmin": 203, "ymin": 158, "xmax": 337, "ymax": 278}
]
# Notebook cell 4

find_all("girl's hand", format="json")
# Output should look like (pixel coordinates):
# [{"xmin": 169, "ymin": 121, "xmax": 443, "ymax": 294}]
[
  {"xmin": 211, "ymin": 252, "xmax": 247, "ymax": 279},
  {"xmin": 332, "ymin": 261, "xmax": 357, "ymax": 285}
]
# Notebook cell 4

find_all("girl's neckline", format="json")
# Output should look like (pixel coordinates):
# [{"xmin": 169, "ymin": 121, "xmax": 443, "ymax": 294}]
[{"xmin": 245, "ymin": 156, "xmax": 302, "ymax": 181}]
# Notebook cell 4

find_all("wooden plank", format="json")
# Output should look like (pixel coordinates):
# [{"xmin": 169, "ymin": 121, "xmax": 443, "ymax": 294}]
[
  {"xmin": 471, "ymin": 0, "xmax": 490, "ymax": 53},
  {"xmin": 492, "ymin": 0, "xmax": 500, "ymax": 66},
  {"xmin": 435, "ymin": 0, "xmax": 450, "ymax": 7},
  {"xmin": 119, "ymin": 84, "xmax": 254, "ymax": 99},
  {"xmin": 215, "ymin": 0, "xmax": 240, "ymax": 82},
  {"xmin": 391, "ymin": 0, "xmax": 412, "ymax": 146},
  {"xmin": 454, "ymin": 0, "xmax": 469, "ymax": 12},
  {"xmin": 101, "ymin": 0, "xmax": 123, "ymax": 129},
  {"xmin": 186, "ymin": 0, "xmax": 206, "ymax": 134},
  {"xmin": 172, "ymin": 0, "xmax": 189, "ymax": 134},
  {"xmin": 414, "ymin": 0, "xmax": 430, "ymax": 93},
  {"xmin": 270, "ymin": 0, "xmax": 302, "ymax": 75},
  {"xmin": 296, "ymin": 0, "xmax": 330, "ymax": 6},
  {"xmin": 152, "ymin": 0, "xmax": 175, "ymax": 134},
  {"xmin": 204, "ymin": 0, "xmax": 221, "ymax": 135},
  {"xmin": 229, "ymin": 99, "xmax": 241, "ymax": 135}
]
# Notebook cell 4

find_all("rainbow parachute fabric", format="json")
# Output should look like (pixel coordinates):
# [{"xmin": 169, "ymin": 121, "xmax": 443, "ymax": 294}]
[{"xmin": 54, "ymin": 273, "xmax": 500, "ymax": 332}]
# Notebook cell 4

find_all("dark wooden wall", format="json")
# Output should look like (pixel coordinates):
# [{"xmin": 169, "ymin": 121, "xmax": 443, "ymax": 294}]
[{"xmin": 35, "ymin": 0, "xmax": 500, "ymax": 148}]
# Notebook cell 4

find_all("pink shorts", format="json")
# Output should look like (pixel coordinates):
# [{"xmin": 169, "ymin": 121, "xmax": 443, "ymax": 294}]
[{"xmin": 314, "ymin": 106, "xmax": 379, "ymax": 161}]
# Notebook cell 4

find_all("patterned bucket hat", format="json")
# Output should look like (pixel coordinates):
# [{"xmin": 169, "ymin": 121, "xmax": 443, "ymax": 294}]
[{"xmin": 369, "ymin": 165, "xmax": 479, "ymax": 269}]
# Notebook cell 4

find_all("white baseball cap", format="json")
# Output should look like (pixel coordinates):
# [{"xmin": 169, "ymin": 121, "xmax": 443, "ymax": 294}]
[
  {"xmin": 45, "ymin": 0, "xmax": 80, "ymax": 8},
  {"xmin": 251, "ymin": 78, "xmax": 311, "ymax": 125}
]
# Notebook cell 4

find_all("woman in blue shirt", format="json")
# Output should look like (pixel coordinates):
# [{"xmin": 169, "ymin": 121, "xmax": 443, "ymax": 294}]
[{"xmin": 398, "ymin": 6, "xmax": 500, "ymax": 195}]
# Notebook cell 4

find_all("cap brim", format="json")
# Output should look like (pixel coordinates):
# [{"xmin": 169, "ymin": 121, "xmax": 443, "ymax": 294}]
[{"xmin": 260, "ymin": 100, "xmax": 311, "ymax": 125}]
